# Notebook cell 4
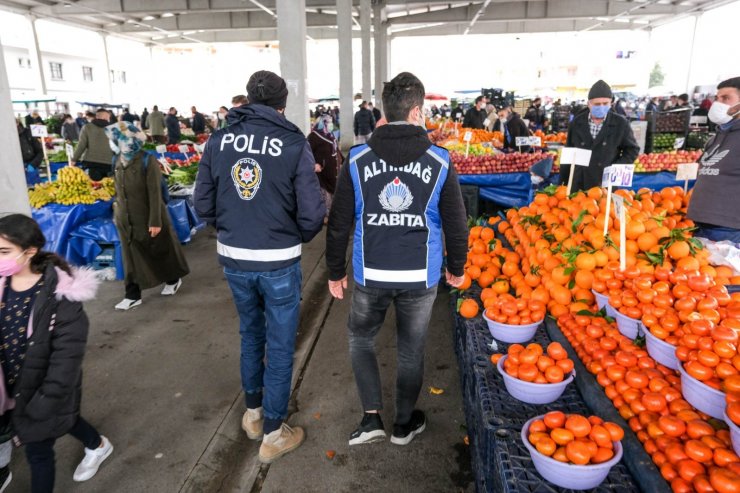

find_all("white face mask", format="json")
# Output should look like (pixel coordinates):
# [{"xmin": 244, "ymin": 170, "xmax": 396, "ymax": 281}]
[
  {"xmin": 708, "ymin": 101, "xmax": 739, "ymax": 125},
  {"xmin": 325, "ymin": 123, "xmax": 334, "ymax": 132}
]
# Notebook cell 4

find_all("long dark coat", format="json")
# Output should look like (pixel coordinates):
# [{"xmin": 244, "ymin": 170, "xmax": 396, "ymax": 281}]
[
  {"xmin": 308, "ymin": 130, "xmax": 343, "ymax": 194},
  {"xmin": 113, "ymin": 152, "xmax": 189, "ymax": 290},
  {"xmin": 559, "ymin": 110, "xmax": 640, "ymax": 192}
]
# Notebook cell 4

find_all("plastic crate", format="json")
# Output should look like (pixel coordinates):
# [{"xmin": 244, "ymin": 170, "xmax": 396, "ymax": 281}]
[
  {"xmin": 488, "ymin": 426, "xmax": 640, "ymax": 493},
  {"xmin": 92, "ymin": 244, "xmax": 116, "ymax": 270}
]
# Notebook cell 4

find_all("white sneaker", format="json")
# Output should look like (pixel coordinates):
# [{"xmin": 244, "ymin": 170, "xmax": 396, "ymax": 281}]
[
  {"xmin": 114, "ymin": 298, "xmax": 142, "ymax": 310},
  {"xmin": 73, "ymin": 436, "xmax": 113, "ymax": 482},
  {"xmin": 161, "ymin": 279, "xmax": 182, "ymax": 296}
]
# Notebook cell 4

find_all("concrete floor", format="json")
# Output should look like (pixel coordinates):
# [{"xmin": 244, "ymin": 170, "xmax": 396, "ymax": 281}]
[{"xmin": 7, "ymin": 231, "xmax": 473, "ymax": 493}]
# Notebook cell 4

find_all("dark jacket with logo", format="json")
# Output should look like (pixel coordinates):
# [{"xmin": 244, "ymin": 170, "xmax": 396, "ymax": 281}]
[
  {"xmin": 687, "ymin": 119, "xmax": 740, "ymax": 230},
  {"xmin": 18, "ymin": 126, "xmax": 44, "ymax": 168},
  {"xmin": 194, "ymin": 104, "xmax": 325, "ymax": 272},
  {"xmin": 559, "ymin": 109, "xmax": 640, "ymax": 192},
  {"xmin": 354, "ymin": 108, "xmax": 376, "ymax": 136},
  {"xmin": 1, "ymin": 264, "xmax": 98, "ymax": 444},
  {"xmin": 326, "ymin": 124, "xmax": 468, "ymax": 289}
]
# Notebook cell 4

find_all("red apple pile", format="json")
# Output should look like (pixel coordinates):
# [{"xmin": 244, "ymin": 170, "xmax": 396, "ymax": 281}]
[
  {"xmin": 633, "ymin": 150, "xmax": 702, "ymax": 173},
  {"xmin": 452, "ymin": 152, "xmax": 550, "ymax": 175}
]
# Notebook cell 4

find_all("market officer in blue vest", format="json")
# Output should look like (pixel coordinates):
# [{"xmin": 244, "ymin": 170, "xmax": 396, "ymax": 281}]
[
  {"xmin": 326, "ymin": 72, "xmax": 468, "ymax": 447},
  {"xmin": 194, "ymin": 70, "xmax": 325, "ymax": 463}
]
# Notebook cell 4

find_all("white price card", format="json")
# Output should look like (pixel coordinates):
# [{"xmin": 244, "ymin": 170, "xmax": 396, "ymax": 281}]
[
  {"xmin": 178, "ymin": 144, "xmax": 190, "ymax": 155},
  {"xmin": 155, "ymin": 144, "xmax": 167, "ymax": 155},
  {"xmin": 463, "ymin": 131, "xmax": 473, "ymax": 142},
  {"xmin": 529, "ymin": 136, "xmax": 542, "ymax": 147},
  {"xmin": 602, "ymin": 165, "xmax": 635, "ymax": 188},
  {"xmin": 516, "ymin": 136, "xmax": 530, "ymax": 147},
  {"xmin": 560, "ymin": 147, "xmax": 592, "ymax": 167},
  {"xmin": 612, "ymin": 194, "xmax": 625, "ymax": 218},
  {"xmin": 195, "ymin": 143, "xmax": 205, "ymax": 153},
  {"xmin": 65, "ymin": 143, "xmax": 74, "ymax": 158},
  {"xmin": 674, "ymin": 137, "xmax": 686, "ymax": 150},
  {"xmin": 676, "ymin": 162, "xmax": 699, "ymax": 181},
  {"xmin": 30, "ymin": 124, "xmax": 48, "ymax": 137},
  {"xmin": 157, "ymin": 157, "xmax": 172, "ymax": 174}
]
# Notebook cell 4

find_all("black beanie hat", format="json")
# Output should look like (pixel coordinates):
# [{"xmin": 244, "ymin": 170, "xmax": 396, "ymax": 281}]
[
  {"xmin": 588, "ymin": 80, "xmax": 613, "ymax": 100},
  {"xmin": 247, "ymin": 70, "xmax": 289, "ymax": 109}
]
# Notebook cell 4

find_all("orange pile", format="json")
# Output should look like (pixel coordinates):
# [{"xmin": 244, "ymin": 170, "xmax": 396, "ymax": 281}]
[
  {"xmin": 493, "ymin": 342, "xmax": 575, "ymax": 384},
  {"xmin": 527, "ymin": 410, "xmax": 624, "ymax": 465}
]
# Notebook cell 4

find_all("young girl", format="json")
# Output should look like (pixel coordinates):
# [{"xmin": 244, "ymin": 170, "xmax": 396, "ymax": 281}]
[{"xmin": 0, "ymin": 214, "xmax": 112, "ymax": 493}]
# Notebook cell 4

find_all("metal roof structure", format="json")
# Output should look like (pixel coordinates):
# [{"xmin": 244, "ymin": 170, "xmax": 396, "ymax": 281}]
[{"xmin": 0, "ymin": 0, "xmax": 736, "ymax": 45}]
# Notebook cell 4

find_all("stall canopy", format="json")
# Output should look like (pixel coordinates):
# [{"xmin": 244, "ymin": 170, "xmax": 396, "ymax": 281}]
[
  {"xmin": 425, "ymin": 93, "xmax": 449, "ymax": 101},
  {"xmin": 76, "ymin": 101, "xmax": 126, "ymax": 109},
  {"xmin": 12, "ymin": 96, "xmax": 57, "ymax": 104}
]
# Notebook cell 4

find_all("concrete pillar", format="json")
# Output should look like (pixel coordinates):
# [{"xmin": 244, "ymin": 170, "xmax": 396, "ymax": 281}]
[
  {"xmin": 101, "ymin": 34, "xmax": 114, "ymax": 102},
  {"xmin": 28, "ymin": 16, "xmax": 49, "ymax": 116},
  {"xmin": 372, "ymin": 1, "xmax": 384, "ymax": 113},
  {"xmin": 0, "ymin": 38, "xmax": 32, "ymax": 216},
  {"xmin": 337, "ymin": 0, "xmax": 354, "ymax": 151},
  {"xmin": 276, "ymin": 0, "xmax": 309, "ymax": 134},
  {"xmin": 685, "ymin": 14, "xmax": 700, "ymax": 94},
  {"xmin": 360, "ymin": 0, "xmax": 372, "ymax": 102}
]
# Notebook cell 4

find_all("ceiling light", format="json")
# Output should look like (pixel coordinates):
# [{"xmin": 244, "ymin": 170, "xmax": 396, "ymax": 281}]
[
  {"xmin": 183, "ymin": 30, "xmax": 196, "ymax": 35},
  {"xmin": 167, "ymin": 34, "xmax": 178, "ymax": 38},
  {"xmin": 161, "ymin": 12, "xmax": 175, "ymax": 18},
  {"xmin": 152, "ymin": 35, "xmax": 165, "ymax": 40},
  {"xmin": 197, "ymin": 29, "xmax": 205, "ymax": 33},
  {"xmin": 142, "ymin": 15, "xmax": 155, "ymax": 20},
  {"xmin": 63, "ymin": 3, "xmax": 71, "ymax": 7}
]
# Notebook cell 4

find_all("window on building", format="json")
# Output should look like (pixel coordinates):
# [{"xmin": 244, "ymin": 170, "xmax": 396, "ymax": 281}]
[
  {"xmin": 82, "ymin": 66, "xmax": 93, "ymax": 81},
  {"xmin": 18, "ymin": 58, "xmax": 31, "ymax": 69},
  {"xmin": 49, "ymin": 62, "xmax": 63, "ymax": 80}
]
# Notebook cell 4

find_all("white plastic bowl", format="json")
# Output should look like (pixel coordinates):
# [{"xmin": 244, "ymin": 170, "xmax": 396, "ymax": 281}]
[
  {"xmin": 593, "ymin": 289, "xmax": 609, "ymax": 309},
  {"xmin": 521, "ymin": 416, "xmax": 623, "ymax": 490},
  {"xmin": 678, "ymin": 363, "xmax": 726, "ymax": 419},
  {"xmin": 482, "ymin": 311, "xmax": 541, "ymax": 344},
  {"xmin": 613, "ymin": 310, "xmax": 642, "ymax": 340},
  {"xmin": 724, "ymin": 411, "xmax": 740, "ymax": 457},
  {"xmin": 644, "ymin": 328, "xmax": 679, "ymax": 370},
  {"xmin": 496, "ymin": 355, "xmax": 575, "ymax": 404}
]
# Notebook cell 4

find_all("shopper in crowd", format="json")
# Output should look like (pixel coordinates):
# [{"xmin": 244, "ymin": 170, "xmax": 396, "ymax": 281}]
[
  {"xmin": 325, "ymin": 71, "xmax": 468, "ymax": 448},
  {"xmin": 25, "ymin": 111, "xmax": 43, "ymax": 128},
  {"xmin": 646, "ymin": 97, "xmax": 659, "ymax": 114},
  {"xmin": 71, "ymin": 108, "xmax": 114, "ymax": 181},
  {"xmin": 687, "ymin": 77, "xmax": 740, "ymax": 243},
  {"xmin": 354, "ymin": 101, "xmax": 376, "ymax": 144},
  {"xmin": 0, "ymin": 214, "xmax": 113, "ymax": 493},
  {"xmin": 231, "ymin": 95, "xmax": 249, "ymax": 108},
  {"xmin": 61, "ymin": 114, "xmax": 80, "ymax": 142},
  {"xmin": 451, "ymin": 104, "xmax": 464, "ymax": 122},
  {"xmin": 525, "ymin": 97, "xmax": 546, "ymax": 130},
  {"xmin": 440, "ymin": 103, "xmax": 450, "ymax": 118},
  {"xmin": 559, "ymin": 80, "xmax": 640, "ymax": 192},
  {"xmin": 216, "ymin": 106, "xmax": 229, "ymax": 129},
  {"xmin": 17, "ymin": 121, "xmax": 43, "ymax": 170},
  {"xmin": 368, "ymin": 102, "xmax": 382, "ymax": 123},
  {"xmin": 485, "ymin": 104, "xmax": 497, "ymax": 131},
  {"xmin": 166, "ymin": 107, "xmax": 181, "ymax": 145},
  {"xmin": 463, "ymin": 96, "xmax": 487, "ymax": 129},
  {"xmin": 141, "ymin": 107, "xmax": 149, "ymax": 130},
  {"xmin": 75, "ymin": 112, "xmax": 86, "ymax": 130},
  {"xmin": 191, "ymin": 106, "xmax": 206, "ymax": 134},
  {"xmin": 121, "ymin": 108, "xmax": 136, "ymax": 124},
  {"xmin": 108, "ymin": 110, "xmax": 118, "ymax": 124},
  {"xmin": 494, "ymin": 106, "xmax": 530, "ymax": 150},
  {"xmin": 677, "ymin": 93, "xmax": 692, "ymax": 110},
  {"xmin": 148, "ymin": 105, "xmax": 166, "ymax": 144},
  {"xmin": 106, "ymin": 122, "xmax": 189, "ymax": 311},
  {"xmin": 194, "ymin": 70, "xmax": 324, "ymax": 463},
  {"xmin": 308, "ymin": 113, "xmax": 342, "ymax": 224},
  {"xmin": 613, "ymin": 97, "xmax": 628, "ymax": 117}
]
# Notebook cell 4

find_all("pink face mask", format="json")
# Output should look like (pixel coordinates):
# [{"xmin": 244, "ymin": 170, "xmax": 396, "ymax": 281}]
[{"xmin": 0, "ymin": 251, "xmax": 27, "ymax": 277}]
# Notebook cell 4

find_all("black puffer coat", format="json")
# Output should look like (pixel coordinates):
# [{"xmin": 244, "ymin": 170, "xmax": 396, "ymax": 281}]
[{"xmin": 1, "ymin": 264, "xmax": 98, "ymax": 444}]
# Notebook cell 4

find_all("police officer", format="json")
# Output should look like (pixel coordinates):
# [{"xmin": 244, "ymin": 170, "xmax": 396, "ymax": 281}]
[
  {"xmin": 326, "ymin": 72, "xmax": 468, "ymax": 447},
  {"xmin": 194, "ymin": 70, "xmax": 325, "ymax": 463}
]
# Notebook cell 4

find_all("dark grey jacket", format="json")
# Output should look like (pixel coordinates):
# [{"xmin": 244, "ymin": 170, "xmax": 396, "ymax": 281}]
[{"xmin": 353, "ymin": 108, "xmax": 376, "ymax": 136}]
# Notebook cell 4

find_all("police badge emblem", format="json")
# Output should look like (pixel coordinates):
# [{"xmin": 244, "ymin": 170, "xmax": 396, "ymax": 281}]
[
  {"xmin": 379, "ymin": 177, "xmax": 414, "ymax": 213},
  {"xmin": 231, "ymin": 157, "xmax": 263, "ymax": 201}
]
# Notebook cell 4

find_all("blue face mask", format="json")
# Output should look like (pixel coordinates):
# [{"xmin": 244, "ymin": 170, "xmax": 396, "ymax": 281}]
[{"xmin": 590, "ymin": 105, "xmax": 610, "ymax": 119}]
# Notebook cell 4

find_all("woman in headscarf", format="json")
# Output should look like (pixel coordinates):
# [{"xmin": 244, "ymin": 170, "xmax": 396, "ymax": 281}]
[
  {"xmin": 105, "ymin": 122, "xmax": 190, "ymax": 310},
  {"xmin": 308, "ymin": 114, "xmax": 342, "ymax": 223}
]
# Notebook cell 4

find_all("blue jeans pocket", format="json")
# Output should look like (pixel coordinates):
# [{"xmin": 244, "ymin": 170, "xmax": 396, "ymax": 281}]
[{"xmin": 260, "ymin": 269, "xmax": 299, "ymax": 306}]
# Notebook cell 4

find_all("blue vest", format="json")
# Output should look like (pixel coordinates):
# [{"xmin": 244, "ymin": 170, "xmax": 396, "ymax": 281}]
[{"xmin": 348, "ymin": 144, "xmax": 449, "ymax": 289}]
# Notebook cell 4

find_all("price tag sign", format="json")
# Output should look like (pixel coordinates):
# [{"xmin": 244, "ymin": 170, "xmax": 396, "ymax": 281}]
[
  {"xmin": 603, "ymin": 165, "xmax": 634, "ymax": 187},
  {"xmin": 529, "ymin": 136, "xmax": 542, "ymax": 147},
  {"xmin": 516, "ymin": 136, "xmax": 530, "ymax": 147},
  {"xmin": 157, "ymin": 156, "xmax": 172, "ymax": 175},
  {"xmin": 676, "ymin": 162, "xmax": 699, "ymax": 181},
  {"xmin": 612, "ymin": 193, "xmax": 625, "ymax": 218},
  {"xmin": 674, "ymin": 137, "xmax": 686, "ymax": 150},
  {"xmin": 483, "ymin": 118, "xmax": 491, "ymax": 127},
  {"xmin": 195, "ymin": 143, "xmax": 205, "ymax": 154},
  {"xmin": 178, "ymin": 144, "xmax": 190, "ymax": 155},
  {"xmin": 155, "ymin": 144, "xmax": 167, "ymax": 155},
  {"xmin": 463, "ymin": 131, "xmax": 473, "ymax": 142},
  {"xmin": 30, "ymin": 124, "xmax": 48, "ymax": 137},
  {"xmin": 561, "ymin": 147, "xmax": 592, "ymax": 166},
  {"xmin": 65, "ymin": 143, "xmax": 74, "ymax": 158}
]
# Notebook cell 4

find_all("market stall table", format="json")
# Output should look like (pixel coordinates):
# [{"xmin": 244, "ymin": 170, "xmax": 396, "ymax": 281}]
[{"xmin": 547, "ymin": 171, "xmax": 696, "ymax": 191}]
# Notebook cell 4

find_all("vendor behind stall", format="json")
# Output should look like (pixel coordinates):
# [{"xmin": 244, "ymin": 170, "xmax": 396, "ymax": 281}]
[
  {"xmin": 17, "ymin": 120, "xmax": 43, "ymax": 169},
  {"xmin": 687, "ymin": 77, "xmax": 740, "ymax": 243},
  {"xmin": 559, "ymin": 80, "xmax": 640, "ymax": 192},
  {"xmin": 72, "ymin": 108, "xmax": 114, "ymax": 181},
  {"xmin": 493, "ymin": 106, "xmax": 530, "ymax": 150}
]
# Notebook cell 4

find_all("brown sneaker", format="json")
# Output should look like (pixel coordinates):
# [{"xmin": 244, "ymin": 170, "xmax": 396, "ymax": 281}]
[
  {"xmin": 242, "ymin": 408, "xmax": 263, "ymax": 440},
  {"xmin": 258, "ymin": 424, "xmax": 305, "ymax": 463}
]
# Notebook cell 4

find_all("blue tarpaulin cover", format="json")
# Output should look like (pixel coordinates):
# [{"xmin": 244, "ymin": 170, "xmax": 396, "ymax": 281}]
[
  {"xmin": 458, "ymin": 172, "xmax": 533, "ymax": 208},
  {"xmin": 32, "ymin": 201, "xmax": 113, "ymax": 256},
  {"xmin": 548, "ymin": 171, "xmax": 696, "ymax": 192},
  {"xmin": 67, "ymin": 218, "xmax": 124, "ymax": 279}
]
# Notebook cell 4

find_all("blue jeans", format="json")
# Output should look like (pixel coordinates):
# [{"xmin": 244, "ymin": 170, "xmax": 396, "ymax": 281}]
[
  {"xmin": 347, "ymin": 284, "xmax": 437, "ymax": 425},
  {"xmin": 224, "ymin": 262, "xmax": 302, "ymax": 423},
  {"xmin": 694, "ymin": 223, "xmax": 740, "ymax": 244}
]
